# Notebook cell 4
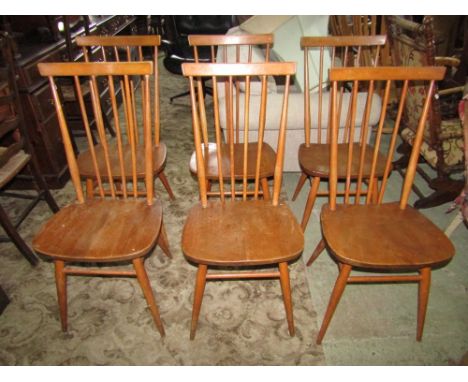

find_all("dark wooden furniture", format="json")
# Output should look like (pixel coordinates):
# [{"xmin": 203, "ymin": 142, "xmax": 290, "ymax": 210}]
[
  {"xmin": 7, "ymin": 16, "xmax": 137, "ymax": 188},
  {"xmin": 33, "ymin": 61, "xmax": 171, "ymax": 335},
  {"xmin": 188, "ymin": 34, "xmax": 274, "ymax": 199},
  {"xmin": 0, "ymin": 32, "xmax": 59, "ymax": 266},
  {"xmin": 292, "ymin": 35, "xmax": 387, "ymax": 233},
  {"xmin": 181, "ymin": 62, "xmax": 303, "ymax": 339},
  {"xmin": 75, "ymin": 35, "xmax": 175, "ymax": 200},
  {"xmin": 387, "ymin": 16, "xmax": 465, "ymax": 209},
  {"xmin": 315, "ymin": 66, "xmax": 455, "ymax": 344}
]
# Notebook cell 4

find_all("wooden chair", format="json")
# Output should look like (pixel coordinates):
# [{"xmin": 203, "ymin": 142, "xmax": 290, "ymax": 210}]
[
  {"xmin": 188, "ymin": 34, "xmax": 275, "ymax": 199},
  {"xmin": 291, "ymin": 36, "xmax": 387, "ymax": 266},
  {"xmin": 33, "ymin": 61, "xmax": 171, "ymax": 336},
  {"xmin": 387, "ymin": 16, "xmax": 465, "ymax": 209},
  {"xmin": 315, "ymin": 66, "xmax": 455, "ymax": 344},
  {"xmin": 0, "ymin": 32, "xmax": 59, "ymax": 266},
  {"xmin": 181, "ymin": 61, "xmax": 303, "ymax": 339},
  {"xmin": 75, "ymin": 35, "xmax": 175, "ymax": 200}
]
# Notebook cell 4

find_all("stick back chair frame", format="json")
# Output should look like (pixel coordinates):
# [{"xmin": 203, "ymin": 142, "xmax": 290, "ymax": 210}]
[
  {"xmin": 76, "ymin": 35, "xmax": 175, "ymax": 200},
  {"xmin": 187, "ymin": 34, "xmax": 275, "ymax": 200},
  {"xmin": 315, "ymin": 66, "xmax": 455, "ymax": 344},
  {"xmin": 32, "ymin": 61, "xmax": 171, "ymax": 336},
  {"xmin": 291, "ymin": 35, "xmax": 388, "ymax": 266},
  {"xmin": 181, "ymin": 61, "xmax": 304, "ymax": 340},
  {"xmin": 0, "ymin": 32, "xmax": 59, "ymax": 266}
]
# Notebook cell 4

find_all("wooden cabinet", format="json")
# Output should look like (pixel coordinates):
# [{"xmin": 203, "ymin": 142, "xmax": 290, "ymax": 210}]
[{"xmin": 11, "ymin": 15, "xmax": 137, "ymax": 188}]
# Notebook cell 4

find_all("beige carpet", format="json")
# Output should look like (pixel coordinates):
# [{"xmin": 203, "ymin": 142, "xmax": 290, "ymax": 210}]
[{"xmin": 0, "ymin": 61, "xmax": 325, "ymax": 365}]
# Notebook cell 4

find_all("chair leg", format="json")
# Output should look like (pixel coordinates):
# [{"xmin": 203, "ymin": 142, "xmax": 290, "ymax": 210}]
[
  {"xmin": 301, "ymin": 177, "xmax": 321, "ymax": 231},
  {"xmin": 417, "ymin": 267, "xmax": 431, "ymax": 341},
  {"xmin": 54, "ymin": 260, "xmax": 67, "ymax": 331},
  {"xmin": 306, "ymin": 238, "xmax": 326, "ymax": 267},
  {"xmin": 316, "ymin": 263, "xmax": 352, "ymax": 344},
  {"xmin": 86, "ymin": 178, "xmax": 94, "ymax": 200},
  {"xmin": 190, "ymin": 264, "xmax": 208, "ymax": 340},
  {"xmin": 27, "ymin": 160, "xmax": 59, "ymax": 213},
  {"xmin": 0, "ymin": 204, "xmax": 39, "ymax": 266},
  {"xmin": 133, "ymin": 258, "xmax": 165, "ymax": 337},
  {"xmin": 260, "ymin": 177, "xmax": 271, "ymax": 201},
  {"xmin": 157, "ymin": 221, "xmax": 172, "ymax": 258},
  {"xmin": 292, "ymin": 173, "xmax": 308, "ymax": 201},
  {"xmin": 278, "ymin": 262, "xmax": 295, "ymax": 337},
  {"xmin": 158, "ymin": 171, "xmax": 175, "ymax": 200}
]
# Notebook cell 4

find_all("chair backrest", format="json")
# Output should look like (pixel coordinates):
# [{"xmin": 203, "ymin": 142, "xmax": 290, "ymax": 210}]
[
  {"xmin": 301, "ymin": 35, "xmax": 387, "ymax": 146},
  {"xmin": 76, "ymin": 35, "xmax": 162, "ymax": 146},
  {"xmin": 38, "ymin": 61, "xmax": 154, "ymax": 204},
  {"xmin": 189, "ymin": 34, "xmax": 274, "ymax": 144},
  {"xmin": 182, "ymin": 62, "xmax": 296, "ymax": 207},
  {"xmin": 327, "ymin": 66, "xmax": 446, "ymax": 210}
]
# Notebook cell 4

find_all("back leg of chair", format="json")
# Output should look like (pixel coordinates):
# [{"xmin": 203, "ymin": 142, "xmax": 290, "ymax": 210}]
[
  {"xmin": 133, "ymin": 257, "xmax": 165, "ymax": 337},
  {"xmin": 316, "ymin": 263, "xmax": 352, "ymax": 344},
  {"xmin": 301, "ymin": 176, "xmax": 321, "ymax": 231},
  {"xmin": 157, "ymin": 171, "xmax": 175, "ymax": 200},
  {"xmin": 306, "ymin": 238, "xmax": 327, "ymax": 266},
  {"xmin": 0, "ymin": 204, "xmax": 39, "ymax": 266},
  {"xmin": 157, "ymin": 222, "xmax": 172, "ymax": 258},
  {"xmin": 28, "ymin": 156, "xmax": 59, "ymax": 213},
  {"xmin": 261, "ymin": 177, "xmax": 271, "ymax": 201},
  {"xmin": 292, "ymin": 173, "xmax": 308, "ymax": 201},
  {"xmin": 190, "ymin": 264, "xmax": 208, "ymax": 340}
]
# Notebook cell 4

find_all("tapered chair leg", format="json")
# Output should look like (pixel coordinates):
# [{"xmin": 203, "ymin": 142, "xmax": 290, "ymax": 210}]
[
  {"xmin": 0, "ymin": 205, "xmax": 39, "ymax": 266},
  {"xmin": 86, "ymin": 178, "xmax": 95, "ymax": 200},
  {"xmin": 306, "ymin": 238, "xmax": 326, "ymax": 266},
  {"xmin": 190, "ymin": 264, "xmax": 208, "ymax": 340},
  {"xmin": 316, "ymin": 263, "xmax": 352, "ymax": 344},
  {"xmin": 261, "ymin": 177, "xmax": 271, "ymax": 201},
  {"xmin": 55, "ymin": 260, "xmax": 68, "ymax": 331},
  {"xmin": 292, "ymin": 173, "xmax": 308, "ymax": 201},
  {"xmin": 279, "ymin": 262, "xmax": 295, "ymax": 336},
  {"xmin": 158, "ymin": 171, "xmax": 175, "ymax": 200},
  {"xmin": 133, "ymin": 258, "xmax": 165, "ymax": 337},
  {"xmin": 301, "ymin": 176, "xmax": 321, "ymax": 231},
  {"xmin": 157, "ymin": 222, "xmax": 172, "ymax": 258},
  {"xmin": 417, "ymin": 267, "xmax": 431, "ymax": 341}
]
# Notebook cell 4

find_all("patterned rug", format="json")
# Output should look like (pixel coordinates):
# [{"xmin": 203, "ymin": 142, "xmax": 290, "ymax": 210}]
[{"xmin": 0, "ymin": 60, "xmax": 325, "ymax": 365}]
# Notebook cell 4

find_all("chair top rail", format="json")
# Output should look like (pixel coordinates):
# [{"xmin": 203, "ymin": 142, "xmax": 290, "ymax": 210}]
[
  {"xmin": 329, "ymin": 66, "xmax": 445, "ymax": 82},
  {"xmin": 189, "ymin": 34, "xmax": 274, "ymax": 46},
  {"xmin": 182, "ymin": 62, "xmax": 296, "ymax": 77},
  {"xmin": 76, "ymin": 35, "xmax": 161, "ymax": 47},
  {"xmin": 301, "ymin": 35, "xmax": 387, "ymax": 48},
  {"xmin": 38, "ymin": 61, "xmax": 153, "ymax": 77}
]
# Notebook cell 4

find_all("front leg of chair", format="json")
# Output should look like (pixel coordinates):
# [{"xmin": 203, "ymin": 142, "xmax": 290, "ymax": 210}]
[
  {"xmin": 279, "ymin": 262, "xmax": 295, "ymax": 336},
  {"xmin": 54, "ymin": 260, "xmax": 68, "ymax": 331},
  {"xmin": 190, "ymin": 264, "xmax": 208, "ymax": 340},
  {"xmin": 292, "ymin": 172, "xmax": 308, "ymax": 201},
  {"xmin": 158, "ymin": 171, "xmax": 175, "ymax": 200},
  {"xmin": 261, "ymin": 177, "xmax": 271, "ymax": 201},
  {"xmin": 417, "ymin": 267, "xmax": 431, "ymax": 341},
  {"xmin": 157, "ymin": 221, "xmax": 172, "ymax": 258},
  {"xmin": 301, "ymin": 176, "xmax": 321, "ymax": 231},
  {"xmin": 133, "ymin": 257, "xmax": 165, "ymax": 337},
  {"xmin": 316, "ymin": 263, "xmax": 352, "ymax": 344}
]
